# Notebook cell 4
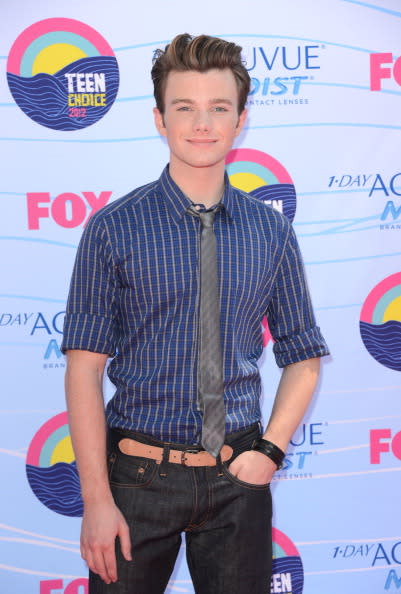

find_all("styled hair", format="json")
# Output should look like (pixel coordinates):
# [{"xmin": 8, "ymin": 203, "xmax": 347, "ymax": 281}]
[{"xmin": 151, "ymin": 33, "xmax": 250, "ymax": 114}]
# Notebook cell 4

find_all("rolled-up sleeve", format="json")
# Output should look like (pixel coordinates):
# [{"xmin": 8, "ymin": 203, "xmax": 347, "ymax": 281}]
[
  {"xmin": 61, "ymin": 215, "xmax": 119, "ymax": 355},
  {"xmin": 266, "ymin": 223, "xmax": 329, "ymax": 368}
]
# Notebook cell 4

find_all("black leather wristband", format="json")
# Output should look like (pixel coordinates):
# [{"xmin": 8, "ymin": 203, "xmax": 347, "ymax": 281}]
[{"xmin": 252, "ymin": 438, "xmax": 285, "ymax": 469}]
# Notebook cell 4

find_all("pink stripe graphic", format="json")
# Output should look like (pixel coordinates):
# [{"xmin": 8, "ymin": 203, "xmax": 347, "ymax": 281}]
[
  {"xmin": 360, "ymin": 271, "xmax": 401, "ymax": 323},
  {"xmin": 25, "ymin": 411, "xmax": 68, "ymax": 466},
  {"xmin": 7, "ymin": 17, "xmax": 114, "ymax": 75},
  {"xmin": 226, "ymin": 148, "xmax": 293, "ymax": 184},
  {"xmin": 272, "ymin": 527, "xmax": 300, "ymax": 557}
]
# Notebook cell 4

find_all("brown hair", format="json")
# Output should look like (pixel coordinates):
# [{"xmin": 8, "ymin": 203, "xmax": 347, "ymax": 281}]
[{"xmin": 151, "ymin": 33, "xmax": 250, "ymax": 114}]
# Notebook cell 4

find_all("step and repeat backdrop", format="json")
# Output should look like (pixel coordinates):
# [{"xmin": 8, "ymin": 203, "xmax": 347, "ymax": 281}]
[{"xmin": 1, "ymin": 1, "xmax": 401, "ymax": 593}]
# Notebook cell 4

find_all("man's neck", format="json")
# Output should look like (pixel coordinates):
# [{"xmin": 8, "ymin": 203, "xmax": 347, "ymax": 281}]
[{"xmin": 169, "ymin": 161, "xmax": 226, "ymax": 209}]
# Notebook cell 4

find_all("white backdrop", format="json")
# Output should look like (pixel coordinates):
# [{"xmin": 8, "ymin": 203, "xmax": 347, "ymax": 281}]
[{"xmin": 1, "ymin": 1, "xmax": 401, "ymax": 593}]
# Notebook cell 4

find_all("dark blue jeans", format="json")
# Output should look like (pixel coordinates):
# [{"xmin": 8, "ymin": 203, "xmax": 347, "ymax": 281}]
[{"xmin": 89, "ymin": 424, "xmax": 272, "ymax": 593}]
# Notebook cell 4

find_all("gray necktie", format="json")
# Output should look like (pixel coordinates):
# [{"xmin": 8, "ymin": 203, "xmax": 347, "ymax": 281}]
[{"xmin": 189, "ymin": 205, "xmax": 225, "ymax": 457}]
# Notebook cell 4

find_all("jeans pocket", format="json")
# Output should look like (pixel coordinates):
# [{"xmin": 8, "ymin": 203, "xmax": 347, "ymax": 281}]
[
  {"xmin": 108, "ymin": 450, "xmax": 157, "ymax": 488},
  {"xmin": 221, "ymin": 461, "xmax": 270, "ymax": 491}
]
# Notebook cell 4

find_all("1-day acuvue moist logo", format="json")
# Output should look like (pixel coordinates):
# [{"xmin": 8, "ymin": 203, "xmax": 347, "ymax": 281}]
[
  {"xmin": 360, "ymin": 272, "xmax": 401, "ymax": 371},
  {"xmin": 7, "ymin": 18, "xmax": 119, "ymax": 130},
  {"xmin": 26, "ymin": 412, "xmax": 83, "ymax": 516},
  {"xmin": 226, "ymin": 148, "xmax": 297, "ymax": 222}
]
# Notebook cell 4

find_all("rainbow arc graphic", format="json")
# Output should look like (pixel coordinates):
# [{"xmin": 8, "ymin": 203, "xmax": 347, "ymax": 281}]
[
  {"xmin": 26, "ymin": 412, "xmax": 83, "ymax": 516},
  {"xmin": 226, "ymin": 148, "xmax": 297, "ymax": 222},
  {"xmin": 360, "ymin": 272, "xmax": 401, "ymax": 371}
]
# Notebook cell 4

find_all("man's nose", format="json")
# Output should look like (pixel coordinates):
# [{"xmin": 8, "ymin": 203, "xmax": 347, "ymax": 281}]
[{"xmin": 193, "ymin": 111, "xmax": 211, "ymax": 131}]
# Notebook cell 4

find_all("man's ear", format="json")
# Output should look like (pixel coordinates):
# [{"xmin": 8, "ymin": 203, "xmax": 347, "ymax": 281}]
[
  {"xmin": 154, "ymin": 107, "xmax": 166, "ymax": 137},
  {"xmin": 235, "ymin": 108, "xmax": 248, "ymax": 137}
]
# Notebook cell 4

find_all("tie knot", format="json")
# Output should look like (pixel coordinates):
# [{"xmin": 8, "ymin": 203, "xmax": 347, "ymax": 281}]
[
  {"xmin": 199, "ymin": 210, "xmax": 215, "ymax": 228},
  {"xmin": 188, "ymin": 204, "xmax": 221, "ymax": 228}
]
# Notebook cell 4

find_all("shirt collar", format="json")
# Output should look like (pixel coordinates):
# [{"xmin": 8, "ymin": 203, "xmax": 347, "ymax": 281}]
[{"xmin": 158, "ymin": 165, "xmax": 236, "ymax": 222}]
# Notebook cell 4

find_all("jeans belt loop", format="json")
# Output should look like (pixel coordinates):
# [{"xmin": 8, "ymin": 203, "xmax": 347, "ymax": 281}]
[
  {"xmin": 216, "ymin": 453, "xmax": 223, "ymax": 477},
  {"xmin": 159, "ymin": 444, "xmax": 170, "ymax": 478}
]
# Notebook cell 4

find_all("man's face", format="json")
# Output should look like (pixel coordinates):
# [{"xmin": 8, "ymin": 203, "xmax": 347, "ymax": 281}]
[{"xmin": 154, "ymin": 68, "xmax": 247, "ymax": 172}]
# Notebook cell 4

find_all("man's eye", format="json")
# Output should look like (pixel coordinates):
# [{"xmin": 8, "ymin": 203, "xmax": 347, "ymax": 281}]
[
  {"xmin": 177, "ymin": 106, "xmax": 191, "ymax": 111},
  {"xmin": 214, "ymin": 106, "xmax": 228, "ymax": 112}
]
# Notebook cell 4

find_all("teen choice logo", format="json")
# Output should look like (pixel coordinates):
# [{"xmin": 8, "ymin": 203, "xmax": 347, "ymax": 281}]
[
  {"xmin": 271, "ymin": 528, "xmax": 304, "ymax": 593},
  {"xmin": 7, "ymin": 18, "xmax": 119, "ymax": 130},
  {"xmin": 226, "ymin": 148, "xmax": 296, "ymax": 222},
  {"xmin": 360, "ymin": 272, "xmax": 401, "ymax": 371},
  {"xmin": 26, "ymin": 411, "xmax": 83, "ymax": 516}
]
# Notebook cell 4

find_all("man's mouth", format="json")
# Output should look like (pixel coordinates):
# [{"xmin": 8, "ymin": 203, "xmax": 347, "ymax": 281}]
[{"xmin": 187, "ymin": 138, "xmax": 217, "ymax": 144}]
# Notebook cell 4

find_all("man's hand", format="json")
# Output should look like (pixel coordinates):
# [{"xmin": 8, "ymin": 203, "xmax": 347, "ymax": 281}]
[
  {"xmin": 228, "ymin": 449, "xmax": 277, "ymax": 485},
  {"xmin": 81, "ymin": 498, "xmax": 132, "ymax": 584}
]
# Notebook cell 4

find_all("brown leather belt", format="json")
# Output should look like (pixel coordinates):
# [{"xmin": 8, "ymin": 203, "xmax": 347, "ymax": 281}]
[{"xmin": 118, "ymin": 438, "xmax": 233, "ymax": 467}]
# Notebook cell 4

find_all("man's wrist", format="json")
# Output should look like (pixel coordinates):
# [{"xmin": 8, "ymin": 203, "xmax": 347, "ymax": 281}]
[
  {"xmin": 251, "ymin": 438, "xmax": 285, "ymax": 469},
  {"xmin": 81, "ymin": 481, "xmax": 114, "ymax": 505}
]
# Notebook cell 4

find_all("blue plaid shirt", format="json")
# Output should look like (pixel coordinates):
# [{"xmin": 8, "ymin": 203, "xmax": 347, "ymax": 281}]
[{"xmin": 62, "ymin": 166, "xmax": 329, "ymax": 444}]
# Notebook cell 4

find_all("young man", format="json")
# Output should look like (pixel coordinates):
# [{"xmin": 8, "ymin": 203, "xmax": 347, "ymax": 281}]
[{"xmin": 62, "ymin": 33, "xmax": 329, "ymax": 594}]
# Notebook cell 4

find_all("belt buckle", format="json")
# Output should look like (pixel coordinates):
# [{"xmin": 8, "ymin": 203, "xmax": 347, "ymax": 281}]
[{"xmin": 181, "ymin": 448, "xmax": 201, "ymax": 466}]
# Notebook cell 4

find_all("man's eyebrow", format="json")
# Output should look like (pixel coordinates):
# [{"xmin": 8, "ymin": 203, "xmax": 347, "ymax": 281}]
[
  {"xmin": 171, "ymin": 98, "xmax": 195, "ymax": 105},
  {"xmin": 209, "ymin": 98, "xmax": 234, "ymax": 105},
  {"xmin": 170, "ymin": 98, "xmax": 234, "ymax": 105}
]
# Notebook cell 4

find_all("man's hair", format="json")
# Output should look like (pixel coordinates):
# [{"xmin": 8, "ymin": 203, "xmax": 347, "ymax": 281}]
[{"xmin": 151, "ymin": 33, "xmax": 250, "ymax": 114}]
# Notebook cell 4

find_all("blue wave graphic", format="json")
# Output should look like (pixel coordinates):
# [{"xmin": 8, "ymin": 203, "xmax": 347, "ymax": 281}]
[
  {"xmin": 2, "ymin": 81, "xmax": 401, "ymax": 108},
  {"xmin": 7, "ymin": 56, "xmax": 119, "ymax": 131},
  {"xmin": 26, "ymin": 461, "xmax": 83, "ymax": 517},
  {"xmin": 245, "ymin": 123, "xmax": 401, "ymax": 132},
  {"xmin": 306, "ymin": 251, "xmax": 401, "ymax": 266},
  {"xmin": 2, "ymin": 122, "xmax": 401, "ymax": 144},
  {"xmin": 341, "ymin": 0, "xmax": 401, "ymax": 18},
  {"xmin": 0, "ymin": 235, "xmax": 77, "ymax": 248},
  {"xmin": 272, "ymin": 555, "xmax": 304, "ymax": 594},
  {"xmin": 251, "ymin": 183, "xmax": 296, "ymax": 222},
  {"xmin": 1, "ymin": 32, "xmax": 395, "ymax": 60},
  {"xmin": 0, "ymin": 293, "xmax": 65, "ymax": 303},
  {"xmin": 114, "ymin": 35, "xmax": 373, "ymax": 55},
  {"xmin": 360, "ymin": 320, "xmax": 401, "ymax": 371}
]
